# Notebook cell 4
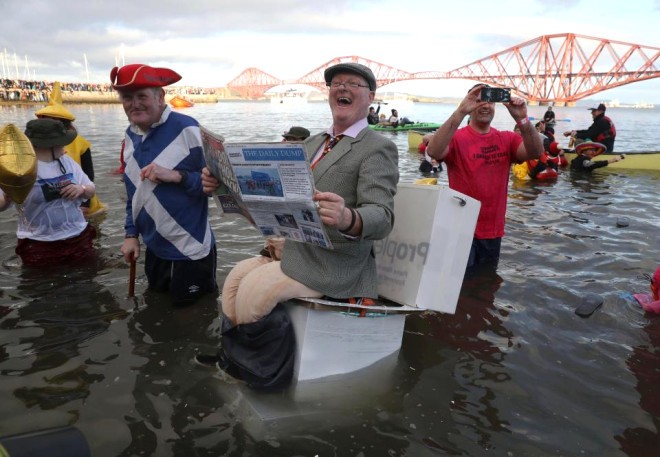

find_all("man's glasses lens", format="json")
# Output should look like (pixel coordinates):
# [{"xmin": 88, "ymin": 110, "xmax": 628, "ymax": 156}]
[{"xmin": 328, "ymin": 82, "xmax": 367, "ymax": 89}]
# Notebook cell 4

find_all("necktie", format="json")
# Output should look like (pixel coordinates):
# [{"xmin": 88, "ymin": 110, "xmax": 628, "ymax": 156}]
[{"xmin": 312, "ymin": 134, "xmax": 344, "ymax": 170}]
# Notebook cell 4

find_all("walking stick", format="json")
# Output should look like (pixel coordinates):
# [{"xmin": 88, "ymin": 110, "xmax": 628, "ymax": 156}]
[{"xmin": 128, "ymin": 255, "xmax": 136, "ymax": 298}]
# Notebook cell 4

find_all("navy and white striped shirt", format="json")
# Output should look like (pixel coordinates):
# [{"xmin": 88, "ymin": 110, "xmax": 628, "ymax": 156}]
[{"xmin": 123, "ymin": 107, "xmax": 214, "ymax": 260}]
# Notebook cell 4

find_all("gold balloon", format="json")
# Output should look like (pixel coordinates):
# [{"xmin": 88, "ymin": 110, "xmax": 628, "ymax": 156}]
[{"xmin": 0, "ymin": 123, "xmax": 37, "ymax": 204}]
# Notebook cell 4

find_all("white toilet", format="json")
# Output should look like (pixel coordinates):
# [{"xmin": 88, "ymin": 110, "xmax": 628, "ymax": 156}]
[{"xmin": 286, "ymin": 184, "xmax": 480, "ymax": 384}]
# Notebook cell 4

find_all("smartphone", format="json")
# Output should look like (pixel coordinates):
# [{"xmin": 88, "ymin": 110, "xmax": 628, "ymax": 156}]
[{"xmin": 480, "ymin": 87, "xmax": 511, "ymax": 103}]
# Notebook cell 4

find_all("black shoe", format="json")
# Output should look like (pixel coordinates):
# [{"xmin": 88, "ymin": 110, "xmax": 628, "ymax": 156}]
[
  {"xmin": 194, "ymin": 353, "xmax": 221, "ymax": 368},
  {"xmin": 194, "ymin": 353, "xmax": 244, "ymax": 385}
]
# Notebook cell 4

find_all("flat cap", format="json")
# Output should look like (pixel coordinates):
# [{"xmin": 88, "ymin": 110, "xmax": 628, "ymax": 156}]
[{"xmin": 324, "ymin": 63, "xmax": 377, "ymax": 91}]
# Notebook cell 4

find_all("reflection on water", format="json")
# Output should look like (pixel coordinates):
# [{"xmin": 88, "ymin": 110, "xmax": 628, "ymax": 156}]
[{"xmin": 0, "ymin": 102, "xmax": 659, "ymax": 456}]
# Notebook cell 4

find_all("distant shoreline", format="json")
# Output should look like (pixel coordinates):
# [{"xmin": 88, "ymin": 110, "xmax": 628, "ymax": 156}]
[
  {"xmin": 0, "ymin": 91, "xmax": 222, "ymax": 105},
  {"xmin": 0, "ymin": 87, "xmax": 463, "ymax": 105}
]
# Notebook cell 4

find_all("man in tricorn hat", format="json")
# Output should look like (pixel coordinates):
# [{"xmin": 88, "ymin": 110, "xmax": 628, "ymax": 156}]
[
  {"xmin": 111, "ymin": 63, "xmax": 217, "ymax": 306},
  {"xmin": 563, "ymin": 103, "xmax": 617, "ymax": 153},
  {"xmin": 197, "ymin": 62, "xmax": 399, "ymax": 390}
]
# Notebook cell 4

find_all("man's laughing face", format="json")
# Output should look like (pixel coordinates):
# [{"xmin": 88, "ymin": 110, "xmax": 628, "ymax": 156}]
[{"xmin": 328, "ymin": 72, "xmax": 375, "ymax": 129}]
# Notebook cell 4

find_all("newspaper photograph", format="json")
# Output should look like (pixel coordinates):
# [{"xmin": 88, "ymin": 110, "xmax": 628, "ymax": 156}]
[
  {"xmin": 200, "ymin": 127, "xmax": 332, "ymax": 249},
  {"xmin": 199, "ymin": 127, "xmax": 254, "ymax": 224}
]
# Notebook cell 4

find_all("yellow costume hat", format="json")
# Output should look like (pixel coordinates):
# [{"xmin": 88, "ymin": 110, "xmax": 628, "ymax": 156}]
[
  {"xmin": 35, "ymin": 103, "xmax": 75, "ymax": 121},
  {"xmin": 35, "ymin": 82, "xmax": 75, "ymax": 121}
]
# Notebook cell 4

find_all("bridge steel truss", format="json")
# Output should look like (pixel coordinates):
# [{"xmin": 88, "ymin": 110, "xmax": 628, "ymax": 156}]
[{"xmin": 226, "ymin": 34, "xmax": 660, "ymax": 104}]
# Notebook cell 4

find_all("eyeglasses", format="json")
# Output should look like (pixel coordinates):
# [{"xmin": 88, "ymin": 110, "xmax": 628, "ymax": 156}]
[{"xmin": 327, "ymin": 81, "xmax": 370, "ymax": 90}]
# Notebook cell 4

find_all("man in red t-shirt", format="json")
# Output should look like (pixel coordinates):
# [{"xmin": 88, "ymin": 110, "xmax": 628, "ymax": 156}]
[{"xmin": 427, "ymin": 84, "xmax": 543, "ymax": 270}]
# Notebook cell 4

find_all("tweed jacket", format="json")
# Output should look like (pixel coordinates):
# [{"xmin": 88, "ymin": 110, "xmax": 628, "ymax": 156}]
[{"xmin": 280, "ymin": 126, "xmax": 399, "ymax": 298}]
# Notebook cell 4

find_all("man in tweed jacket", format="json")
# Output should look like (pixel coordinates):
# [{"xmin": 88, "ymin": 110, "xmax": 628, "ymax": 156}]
[{"xmin": 203, "ymin": 63, "xmax": 399, "ymax": 325}]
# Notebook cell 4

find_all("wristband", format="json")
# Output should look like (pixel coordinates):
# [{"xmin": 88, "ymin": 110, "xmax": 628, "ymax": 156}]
[
  {"xmin": 179, "ymin": 170, "xmax": 188, "ymax": 186},
  {"xmin": 339, "ymin": 208, "xmax": 356, "ymax": 233},
  {"xmin": 125, "ymin": 234, "xmax": 138, "ymax": 239},
  {"xmin": 515, "ymin": 117, "xmax": 530, "ymax": 127}
]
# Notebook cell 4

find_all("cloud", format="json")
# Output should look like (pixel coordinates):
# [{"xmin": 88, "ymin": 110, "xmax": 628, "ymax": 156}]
[{"xmin": 0, "ymin": 0, "xmax": 657, "ymax": 102}]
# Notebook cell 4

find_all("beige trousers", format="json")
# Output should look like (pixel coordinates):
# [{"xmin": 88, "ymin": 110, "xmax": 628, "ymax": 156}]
[{"xmin": 221, "ymin": 256, "xmax": 323, "ymax": 325}]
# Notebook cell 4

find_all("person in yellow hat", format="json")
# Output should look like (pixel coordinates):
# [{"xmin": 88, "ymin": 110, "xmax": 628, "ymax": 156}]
[
  {"xmin": 0, "ymin": 118, "xmax": 97, "ymax": 267},
  {"xmin": 35, "ymin": 82, "xmax": 107, "ymax": 217}
]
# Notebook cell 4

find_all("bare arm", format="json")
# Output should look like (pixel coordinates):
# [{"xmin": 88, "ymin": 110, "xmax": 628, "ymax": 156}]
[
  {"xmin": 505, "ymin": 97, "xmax": 543, "ymax": 161},
  {"xmin": 427, "ymin": 110, "xmax": 465, "ymax": 161},
  {"xmin": 607, "ymin": 154, "xmax": 625, "ymax": 164},
  {"xmin": 514, "ymin": 118, "xmax": 543, "ymax": 161},
  {"xmin": 427, "ymin": 85, "xmax": 484, "ymax": 161}
]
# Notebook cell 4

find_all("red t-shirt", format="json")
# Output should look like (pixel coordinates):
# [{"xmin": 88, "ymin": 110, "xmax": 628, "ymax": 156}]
[{"xmin": 444, "ymin": 125, "xmax": 522, "ymax": 239}]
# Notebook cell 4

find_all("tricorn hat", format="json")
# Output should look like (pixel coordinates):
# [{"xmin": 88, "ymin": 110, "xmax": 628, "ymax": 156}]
[
  {"xmin": 24, "ymin": 118, "xmax": 77, "ymax": 149},
  {"xmin": 324, "ymin": 62, "xmax": 377, "ymax": 91},
  {"xmin": 282, "ymin": 126, "xmax": 310, "ymax": 140},
  {"xmin": 110, "ymin": 64, "xmax": 182, "ymax": 91}
]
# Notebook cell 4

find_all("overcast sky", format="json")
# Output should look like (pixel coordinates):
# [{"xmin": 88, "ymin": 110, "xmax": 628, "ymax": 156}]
[{"xmin": 2, "ymin": 0, "xmax": 659, "ymax": 103}]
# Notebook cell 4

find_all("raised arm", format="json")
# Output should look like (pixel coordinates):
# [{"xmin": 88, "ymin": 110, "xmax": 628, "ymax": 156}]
[
  {"xmin": 427, "ymin": 85, "xmax": 483, "ymax": 161},
  {"xmin": 505, "ymin": 98, "xmax": 543, "ymax": 161}
]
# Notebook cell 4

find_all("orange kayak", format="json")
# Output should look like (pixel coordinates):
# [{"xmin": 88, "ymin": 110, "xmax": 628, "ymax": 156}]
[{"xmin": 169, "ymin": 95, "xmax": 194, "ymax": 108}]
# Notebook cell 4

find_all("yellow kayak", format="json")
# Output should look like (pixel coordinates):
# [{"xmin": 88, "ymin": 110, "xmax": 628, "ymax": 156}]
[{"xmin": 562, "ymin": 150, "xmax": 660, "ymax": 171}]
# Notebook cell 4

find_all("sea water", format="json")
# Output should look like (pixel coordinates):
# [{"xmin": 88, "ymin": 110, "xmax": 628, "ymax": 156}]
[{"xmin": 0, "ymin": 102, "xmax": 658, "ymax": 456}]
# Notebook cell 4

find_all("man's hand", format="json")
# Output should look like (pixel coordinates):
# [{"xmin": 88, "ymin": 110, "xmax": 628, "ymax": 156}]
[
  {"xmin": 201, "ymin": 167, "xmax": 219, "ymax": 195},
  {"xmin": 503, "ymin": 96, "xmax": 528, "ymax": 121},
  {"xmin": 140, "ymin": 163, "xmax": 181, "ymax": 184},
  {"xmin": 313, "ymin": 191, "xmax": 353, "ymax": 231},
  {"xmin": 457, "ymin": 85, "xmax": 488, "ymax": 117},
  {"xmin": 121, "ymin": 237, "xmax": 140, "ymax": 263}
]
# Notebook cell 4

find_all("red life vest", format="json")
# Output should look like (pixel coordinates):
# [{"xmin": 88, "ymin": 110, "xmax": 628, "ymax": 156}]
[
  {"xmin": 527, "ymin": 152, "xmax": 558, "ymax": 179},
  {"xmin": 595, "ymin": 116, "xmax": 616, "ymax": 143}
]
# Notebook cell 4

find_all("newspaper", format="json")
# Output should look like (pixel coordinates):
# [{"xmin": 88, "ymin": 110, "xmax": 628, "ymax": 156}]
[{"xmin": 200, "ymin": 127, "xmax": 333, "ymax": 249}]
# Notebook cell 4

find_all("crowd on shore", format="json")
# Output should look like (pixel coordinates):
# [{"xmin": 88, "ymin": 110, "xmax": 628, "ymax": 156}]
[{"xmin": 1, "ymin": 77, "xmax": 217, "ymax": 102}]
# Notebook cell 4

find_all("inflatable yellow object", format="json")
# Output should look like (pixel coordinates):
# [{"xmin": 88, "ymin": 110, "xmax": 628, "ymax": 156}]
[
  {"xmin": 512, "ymin": 162, "xmax": 531, "ymax": 181},
  {"xmin": 0, "ymin": 124, "xmax": 37, "ymax": 204},
  {"xmin": 414, "ymin": 177, "xmax": 438, "ymax": 185}
]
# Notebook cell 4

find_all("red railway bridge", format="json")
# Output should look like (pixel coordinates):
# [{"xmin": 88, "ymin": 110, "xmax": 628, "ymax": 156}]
[{"xmin": 226, "ymin": 33, "xmax": 659, "ymax": 106}]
